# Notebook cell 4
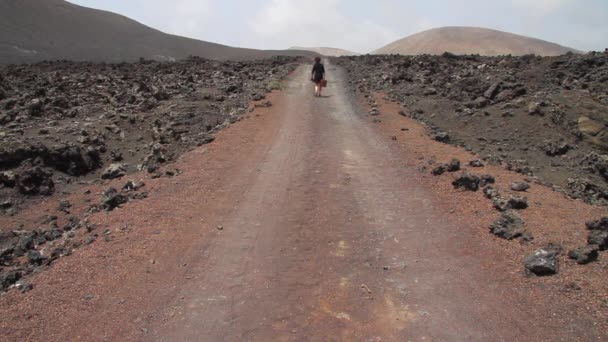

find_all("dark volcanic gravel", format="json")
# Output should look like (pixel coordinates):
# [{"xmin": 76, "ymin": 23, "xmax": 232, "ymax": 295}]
[
  {"xmin": 335, "ymin": 52, "xmax": 608, "ymax": 205},
  {"xmin": 0, "ymin": 56, "xmax": 299, "ymax": 213},
  {"xmin": 0, "ymin": 56, "xmax": 299, "ymax": 292}
]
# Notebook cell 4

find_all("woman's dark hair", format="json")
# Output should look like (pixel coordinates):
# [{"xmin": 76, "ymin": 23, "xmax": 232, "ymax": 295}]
[{"xmin": 315, "ymin": 57, "xmax": 321, "ymax": 63}]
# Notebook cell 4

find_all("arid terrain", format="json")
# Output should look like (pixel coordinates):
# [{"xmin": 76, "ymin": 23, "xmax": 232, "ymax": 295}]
[
  {"xmin": 0, "ymin": 1, "xmax": 607, "ymax": 340},
  {"xmin": 0, "ymin": 56, "xmax": 607, "ymax": 341},
  {"xmin": 375, "ymin": 27, "xmax": 581, "ymax": 56},
  {"xmin": 0, "ymin": 0, "xmax": 315, "ymax": 64},
  {"xmin": 336, "ymin": 52, "xmax": 608, "ymax": 205}
]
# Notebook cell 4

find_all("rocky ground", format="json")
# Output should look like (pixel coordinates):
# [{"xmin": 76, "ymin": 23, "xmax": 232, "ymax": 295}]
[
  {"xmin": 335, "ymin": 52, "xmax": 608, "ymax": 205},
  {"xmin": 338, "ymin": 52, "xmax": 608, "ymax": 280},
  {"xmin": 0, "ymin": 56, "xmax": 299, "ymax": 292}
]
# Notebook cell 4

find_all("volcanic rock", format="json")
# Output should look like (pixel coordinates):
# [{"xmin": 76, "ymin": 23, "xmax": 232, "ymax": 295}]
[
  {"xmin": 447, "ymin": 159, "xmax": 461, "ymax": 172},
  {"xmin": 432, "ymin": 165, "xmax": 447, "ymax": 176},
  {"xmin": 17, "ymin": 165, "xmax": 54, "ymax": 196},
  {"xmin": 586, "ymin": 217, "xmax": 608, "ymax": 231},
  {"xmin": 510, "ymin": 182, "xmax": 530, "ymax": 192},
  {"xmin": 102, "ymin": 164, "xmax": 127, "ymax": 180},
  {"xmin": 433, "ymin": 132, "xmax": 450, "ymax": 143},
  {"xmin": 544, "ymin": 142, "xmax": 572, "ymax": 157},
  {"xmin": 0, "ymin": 271, "xmax": 21, "ymax": 291},
  {"xmin": 568, "ymin": 245, "xmax": 599, "ymax": 265},
  {"xmin": 101, "ymin": 187, "xmax": 128, "ymax": 211},
  {"xmin": 525, "ymin": 244, "xmax": 561, "ymax": 276},
  {"xmin": 489, "ymin": 211, "xmax": 529, "ymax": 240},
  {"xmin": 452, "ymin": 173, "xmax": 481, "ymax": 191},
  {"xmin": 588, "ymin": 230, "xmax": 608, "ymax": 250},
  {"xmin": 469, "ymin": 160, "xmax": 484, "ymax": 167}
]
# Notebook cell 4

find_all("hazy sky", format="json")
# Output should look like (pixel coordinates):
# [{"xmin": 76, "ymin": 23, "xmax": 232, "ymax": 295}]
[{"xmin": 67, "ymin": 0, "xmax": 608, "ymax": 53}]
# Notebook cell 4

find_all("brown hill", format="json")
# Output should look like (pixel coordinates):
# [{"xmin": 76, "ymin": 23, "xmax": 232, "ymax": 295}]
[
  {"xmin": 374, "ymin": 27, "xmax": 581, "ymax": 56},
  {"xmin": 289, "ymin": 47, "xmax": 359, "ymax": 57},
  {"xmin": 0, "ymin": 0, "xmax": 315, "ymax": 64}
]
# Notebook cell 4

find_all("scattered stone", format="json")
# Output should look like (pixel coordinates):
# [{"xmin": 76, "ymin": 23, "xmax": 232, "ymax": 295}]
[
  {"xmin": 431, "ymin": 165, "xmax": 447, "ymax": 176},
  {"xmin": 588, "ymin": 230, "xmax": 608, "ymax": 250},
  {"xmin": 0, "ymin": 57, "xmax": 299, "ymax": 216},
  {"xmin": 101, "ymin": 187, "xmax": 128, "ymax": 211},
  {"xmin": 507, "ymin": 196, "xmax": 529, "ymax": 210},
  {"xmin": 101, "ymin": 163, "xmax": 127, "ymax": 180},
  {"xmin": 469, "ymin": 160, "xmax": 484, "ymax": 167},
  {"xmin": 27, "ymin": 250, "xmax": 46, "ymax": 265},
  {"xmin": 334, "ymin": 54, "xmax": 608, "ymax": 207},
  {"xmin": 544, "ymin": 142, "xmax": 572, "ymax": 157},
  {"xmin": 493, "ymin": 195, "xmax": 528, "ymax": 211},
  {"xmin": 479, "ymin": 174, "xmax": 496, "ymax": 187},
  {"xmin": 483, "ymin": 185, "xmax": 500, "ymax": 200},
  {"xmin": 511, "ymin": 182, "xmax": 530, "ymax": 192},
  {"xmin": 63, "ymin": 216, "xmax": 81, "ymax": 231},
  {"xmin": 17, "ymin": 165, "xmax": 54, "ymax": 196},
  {"xmin": 15, "ymin": 280, "xmax": 33, "ymax": 293},
  {"xmin": 452, "ymin": 173, "xmax": 481, "ymax": 191},
  {"xmin": 433, "ymin": 132, "xmax": 450, "ymax": 143},
  {"xmin": 0, "ymin": 171, "xmax": 17, "ymax": 187},
  {"xmin": 447, "ymin": 159, "xmax": 461, "ymax": 172},
  {"xmin": 58, "ymin": 199, "xmax": 72, "ymax": 213},
  {"xmin": 122, "ymin": 180, "xmax": 145, "ymax": 192},
  {"xmin": 578, "ymin": 116, "xmax": 604, "ymax": 136},
  {"xmin": 489, "ymin": 211, "xmax": 529, "ymax": 240},
  {"xmin": 1, "ymin": 271, "xmax": 21, "ymax": 291},
  {"xmin": 484, "ymin": 82, "xmax": 502, "ymax": 100},
  {"xmin": 585, "ymin": 217, "xmax": 608, "ymax": 231},
  {"xmin": 252, "ymin": 93, "xmax": 266, "ymax": 101},
  {"xmin": 525, "ymin": 244, "xmax": 561, "ymax": 276},
  {"xmin": 528, "ymin": 102, "xmax": 543, "ymax": 116},
  {"xmin": 568, "ymin": 245, "xmax": 599, "ymax": 265},
  {"xmin": 255, "ymin": 100, "xmax": 273, "ymax": 108}
]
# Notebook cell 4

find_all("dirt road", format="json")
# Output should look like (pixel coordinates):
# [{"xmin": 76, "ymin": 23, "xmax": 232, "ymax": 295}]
[{"xmin": 1, "ymin": 63, "xmax": 605, "ymax": 341}]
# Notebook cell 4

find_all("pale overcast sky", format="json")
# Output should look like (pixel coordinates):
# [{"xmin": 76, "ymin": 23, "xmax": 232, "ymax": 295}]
[{"xmin": 67, "ymin": 0, "xmax": 608, "ymax": 53}]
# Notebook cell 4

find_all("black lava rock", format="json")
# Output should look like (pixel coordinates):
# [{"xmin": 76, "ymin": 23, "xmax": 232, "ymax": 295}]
[
  {"xmin": 101, "ymin": 187, "xmax": 128, "ymax": 211},
  {"xmin": 489, "ymin": 211, "xmax": 530, "ymax": 240},
  {"xmin": 507, "ymin": 196, "xmax": 529, "ymax": 210},
  {"xmin": 568, "ymin": 245, "xmax": 599, "ymax": 265},
  {"xmin": 431, "ymin": 165, "xmax": 447, "ymax": 175},
  {"xmin": 510, "ymin": 182, "xmax": 530, "ymax": 192},
  {"xmin": 447, "ymin": 159, "xmax": 461, "ymax": 172},
  {"xmin": 1, "ymin": 271, "xmax": 21, "ymax": 291},
  {"xmin": 469, "ymin": 160, "xmax": 485, "ymax": 167},
  {"xmin": 27, "ymin": 250, "xmax": 46, "ymax": 265},
  {"xmin": 586, "ymin": 217, "xmax": 608, "ymax": 231},
  {"xmin": 17, "ymin": 165, "xmax": 55, "ymax": 196},
  {"xmin": 479, "ymin": 174, "xmax": 496, "ymax": 187},
  {"xmin": 525, "ymin": 244, "xmax": 561, "ymax": 276},
  {"xmin": 588, "ymin": 230, "xmax": 608, "ymax": 250},
  {"xmin": 452, "ymin": 173, "xmax": 481, "ymax": 191},
  {"xmin": 433, "ymin": 132, "xmax": 450, "ymax": 143}
]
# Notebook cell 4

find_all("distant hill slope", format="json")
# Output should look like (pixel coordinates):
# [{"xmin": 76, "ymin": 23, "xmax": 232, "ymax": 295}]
[
  {"xmin": 374, "ymin": 27, "xmax": 581, "ymax": 56},
  {"xmin": 289, "ymin": 47, "xmax": 359, "ymax": 57},
  {"xmin": 0, "ymin": 0, "xmax": 315, "ymax": 64}
]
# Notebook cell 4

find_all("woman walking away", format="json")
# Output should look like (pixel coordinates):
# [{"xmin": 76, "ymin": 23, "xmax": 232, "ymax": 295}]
[{"xmin": 311, "ymin": 57, "xmax": 325, "ymax": 97}]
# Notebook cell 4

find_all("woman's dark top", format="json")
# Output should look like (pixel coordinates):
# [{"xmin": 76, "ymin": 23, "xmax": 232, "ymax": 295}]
[{"xmin": 312, "ymin": 63, "xmax": 325, "ymax": 83}]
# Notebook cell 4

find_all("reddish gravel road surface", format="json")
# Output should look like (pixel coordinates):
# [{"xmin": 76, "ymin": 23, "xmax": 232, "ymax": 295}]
[{"xmin": 1, "ymin": 63, "xmax": 606, "ymax": 341}]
